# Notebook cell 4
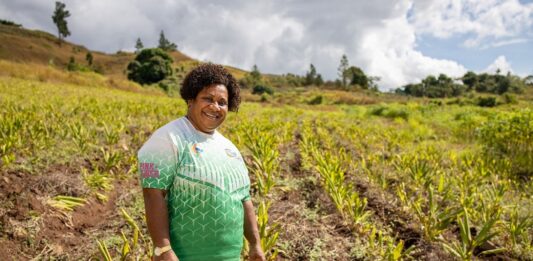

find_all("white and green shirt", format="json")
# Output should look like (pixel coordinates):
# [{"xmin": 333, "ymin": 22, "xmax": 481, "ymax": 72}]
[{"xmin": 138, "ymin": 117, "xmax": 250, "ymax": 261}]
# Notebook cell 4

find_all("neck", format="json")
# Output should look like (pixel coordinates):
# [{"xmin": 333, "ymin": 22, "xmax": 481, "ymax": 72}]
[{"xmin": 185, "ymin": 114, "xmax": 214, "ymax": 135}]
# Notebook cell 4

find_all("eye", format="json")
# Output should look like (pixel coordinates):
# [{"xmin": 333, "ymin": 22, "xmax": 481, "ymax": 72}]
[{"xmin": 218, "ymin": 100, "xmax": 228, "ymax": 107}]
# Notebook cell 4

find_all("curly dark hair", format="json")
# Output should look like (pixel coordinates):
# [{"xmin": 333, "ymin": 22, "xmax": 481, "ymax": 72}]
[{"xmin": 180, "ymin": 63, "xmax": 241, "ymax": 112}]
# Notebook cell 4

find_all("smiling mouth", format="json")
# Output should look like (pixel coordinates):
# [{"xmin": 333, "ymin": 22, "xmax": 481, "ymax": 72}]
[{"xmin": 203, "ymin": 111, "xmax": 220, "ymax": 120}]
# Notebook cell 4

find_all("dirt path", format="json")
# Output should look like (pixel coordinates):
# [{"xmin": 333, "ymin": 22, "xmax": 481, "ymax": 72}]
[{"xmin": 267, "ymin": 130, "xmax": 357, "ymax": 260}]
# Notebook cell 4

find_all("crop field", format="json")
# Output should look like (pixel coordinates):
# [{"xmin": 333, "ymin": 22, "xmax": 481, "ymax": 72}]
[{"xmin": 0, "ymin": 66, "xmax": 532, "ymax": 260}]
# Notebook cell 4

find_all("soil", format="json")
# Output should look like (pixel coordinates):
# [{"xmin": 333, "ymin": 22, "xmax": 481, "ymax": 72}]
[
  {"xmin": 268, "ymin": 132, "xmax": 356, "ymax": 260},
  {"xmin": 0, "ymin": 162, "xmax": 139, "ymax": 260}
]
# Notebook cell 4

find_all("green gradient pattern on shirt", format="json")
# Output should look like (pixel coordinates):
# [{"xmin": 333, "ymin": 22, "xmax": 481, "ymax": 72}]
[{"xmin": 138, "ymin": 117, "xmax": 250, "ymax": 261}]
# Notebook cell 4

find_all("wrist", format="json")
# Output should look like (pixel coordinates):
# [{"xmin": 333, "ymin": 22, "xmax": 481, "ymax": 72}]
[
  {"xmin": 249, "ymin": 242, "xmax": 262, "ymax": 249},
  {"xmin": 154, "ymin": 245, "xmax": 172, "ymax": 256}
]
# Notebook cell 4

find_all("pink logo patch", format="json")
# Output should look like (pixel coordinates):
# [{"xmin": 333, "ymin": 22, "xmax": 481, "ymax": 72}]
[{"xmin": 140, "ymin": 163, "xmax": 160, "ymax": 178}]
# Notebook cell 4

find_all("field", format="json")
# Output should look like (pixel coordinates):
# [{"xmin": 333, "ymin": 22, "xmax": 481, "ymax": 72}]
[{"xmin": 0, "ymin": 61, "xmax": 532, "ymax": 261}]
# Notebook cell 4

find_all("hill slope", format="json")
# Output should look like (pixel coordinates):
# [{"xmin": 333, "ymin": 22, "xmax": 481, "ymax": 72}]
[{"xmin": 0, "ymin": 24, "xmax": 247, "ymax": 80}]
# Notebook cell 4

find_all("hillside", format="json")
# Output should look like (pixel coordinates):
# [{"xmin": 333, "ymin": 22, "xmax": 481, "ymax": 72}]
[{"xmin": 0, "ymin": 23, "xmax": 247, "ymax": 80}]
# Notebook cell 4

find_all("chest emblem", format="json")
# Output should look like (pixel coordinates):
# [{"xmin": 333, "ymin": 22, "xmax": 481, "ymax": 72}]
[
  {"xmin": 192, "ymin": 144, "xmax": 204, "ymax": 155},
  {"xmin": 225, "ymin": 148, "xmax": 237, "ymax": 158}
]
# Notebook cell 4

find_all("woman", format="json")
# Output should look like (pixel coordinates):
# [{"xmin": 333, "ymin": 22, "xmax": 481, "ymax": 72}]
[{"xmin": 138, "ymin": 64, "xmax": 266, "ymax": 261}]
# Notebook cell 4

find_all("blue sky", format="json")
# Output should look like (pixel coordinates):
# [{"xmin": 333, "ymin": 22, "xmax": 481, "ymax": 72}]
[
  {"xmin": 0, "ymin": 0, "xmax": 532, "ymax": 90},
  {"xmin": 416, "ymin": 34, "xmax": 533, "ymax": 76}
]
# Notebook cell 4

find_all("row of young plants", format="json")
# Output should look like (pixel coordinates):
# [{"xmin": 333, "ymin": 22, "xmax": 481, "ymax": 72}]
[
  {"xmin": 227, "ymin": 112, "xmax": 297, "ymax": 260},
  {"xmin": 299, "ymin": 116, "xmax": 416, "ymax": 260},
  {"xmin": 326, "ymin": 106, "xmax": 532, "ymax": 260}
]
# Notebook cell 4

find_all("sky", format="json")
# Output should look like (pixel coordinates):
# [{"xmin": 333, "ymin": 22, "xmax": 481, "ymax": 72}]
[{"xmin": 1, "ymin": 0, "xmax": 532, "ymax": 91}]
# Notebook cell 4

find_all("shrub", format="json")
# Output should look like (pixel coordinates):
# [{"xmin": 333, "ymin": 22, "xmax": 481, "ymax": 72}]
[
  {"xmin": 252, "ymin": 85, "xmax": 274, "ymax": 95},
  {"xmin": 477, "ymin": 96, "xmax": 497, "ymax": 107},
  {"xmin": 370, "ymin": 105, "xmax": 410, "ymax": 120},
  {"xmin": 477, "ymin": 109, "xmax": 533, "ymax": 179},
  {"xmin": 127, "ymin": 48, "xmax": 173, "ymax": 85},
  {"xmin": 308, "ymin": 95, "xmax": 323, "ymax": 105},
  {"xmin": 0, "ymin": 19, "xmax": 22, "ymax": 27},
  {"xmin": 502, "ymin": 93, "xmax": 518, "ymax": 104},
  {"xmin": 158, "ymin": 76, "xmax": 180, "ymax": 95}
]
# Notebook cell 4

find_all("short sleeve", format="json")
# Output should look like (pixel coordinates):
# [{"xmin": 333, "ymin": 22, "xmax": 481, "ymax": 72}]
[
  {"xmin": 137, "ymin": 129, "xmax": 179, "ymax": 190},
  {"xmin": 241, "ymin": 189, "xmax": 251, "ymax": 202}
]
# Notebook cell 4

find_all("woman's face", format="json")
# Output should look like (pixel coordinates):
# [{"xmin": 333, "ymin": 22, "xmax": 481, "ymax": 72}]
[{"xmin": 187, "ymin": 84, "xmax": 229, "ymax": 134}]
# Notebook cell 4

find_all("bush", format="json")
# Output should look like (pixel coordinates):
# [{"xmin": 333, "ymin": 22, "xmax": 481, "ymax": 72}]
[
  {"xmin": 127, "ymin": 48, "xmax": 173, "ymax": 85},
  {"xmin": 370, "ymin": 105, "xmax": 410, "ymax": 120},
  {"xmin": 252, "ymin": 85, "xmax": 274, "ymax": 95},
  {"xmin": 66, "ymin": 56, "xmax": 93, "ymax": 72},
  {"xmin": 0, "ymin": 19, "xmax": 22, "ymax": 27},
  {"xmin": 502, "ymin": 93, "xmax": 518, "ymax": 104},
  {"xmin": 308, "ymin": 95, "xmax": 323, "ymax": 105},
  {"xmin": 477, "ymin": 96, "xmax": 497, "ymax": 107},
  {"xmin": 158, "ymin": 76, "xmax": 180, "ymax": 95},
  {"xmin": 477, "ymin": 110, "xmax": 533, "ymax": 179}
]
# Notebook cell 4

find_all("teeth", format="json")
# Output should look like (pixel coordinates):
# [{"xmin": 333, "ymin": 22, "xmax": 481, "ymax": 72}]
[{"xmin": 204, "ymin": 112, "xmax": 218, "ymax": 119}]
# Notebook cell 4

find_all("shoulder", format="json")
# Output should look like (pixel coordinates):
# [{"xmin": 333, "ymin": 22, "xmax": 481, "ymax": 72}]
[
  {"xmin": 138, "ymin": 117, "xmax": 188, "ymax": 154},
  {"xmin": 214, "ymin": 131, "xmax": 238, "ymax": 148}
]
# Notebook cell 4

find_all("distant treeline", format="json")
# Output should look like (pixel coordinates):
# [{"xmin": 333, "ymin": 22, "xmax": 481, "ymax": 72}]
[
  {"xmin": 239, "ymin": 54, "xmax": 379, "ymax": 96},
  {"xmin": 395, "ymin": 71, "xmax": 532, "ymax": 98},
  {"xmin": 0, "ymin": 19, "xmax": 22, "ymax": 28}
]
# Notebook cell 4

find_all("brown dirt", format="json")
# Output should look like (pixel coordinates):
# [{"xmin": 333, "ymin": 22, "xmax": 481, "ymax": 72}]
[
  {"xmin": 0, "ymin": 162, "xmax": 139, "ymax": 260},
  {"xmin": 351, "ymin": 181, "xmax": 452, "ymax": 260},
  {"xmin": 269, "ymin": 131, "xmax": 356, "ymax": 260}
]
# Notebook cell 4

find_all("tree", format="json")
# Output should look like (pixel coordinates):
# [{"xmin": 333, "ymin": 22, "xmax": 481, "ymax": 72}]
[
  {"xmin": 240, "ymin": 65, "xmax": 262, "ymax": 89},
  {"xmin": 368, "ymin": 76, "xmax": 381, "ymax": 91},
  {"xmin": 315, "ymin": 74, "xmax": 324, "ymax": 86},
  {"xmin": 525, "ymin": 75, "xmax": 533, "ymax": 86},
  {"xmin": 347, "ymin": 66, "xmax": 369, "ymax": 89},
  {"xmin": 338, "ymin": 54, "xmax": 349, "ymax": 87},
  {"xmin": 135, "ymin": 38, "xmax": 144, "ymax": 53},
  {"xmin": 127, "ymin": 48, "xmax": 173, "ymax": 85},
  {"xmin": 67, "ymin": 56, "xmax": 76, "ymax": 71},
  {"xmin": 250, "ymin": 65, "xmax": 261, "ymax": 81},
  {"xmin": 51, "ymin": 1, "xmax": 71, "ymax": 45},
  {"xmin": 462, "ymin": 71, "xmax": 478, "ymax": 91},
  {"xmin": 305, "ymin": 64, "xmax": 317, "ymax": 86},
  {"xmin": 85, "ymin": 52, "xmax": 93, "ymax": 66},
  {"xmin": 158, "ymin": 31, "xmax": 177, "ymax": 52}
]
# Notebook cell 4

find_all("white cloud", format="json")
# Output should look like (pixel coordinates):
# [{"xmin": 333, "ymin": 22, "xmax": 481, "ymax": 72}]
[
  {"xmin": 485, "ymin": 55, "xmax": 513, "ymax": 74},
  {"xmin": 0, "ymin": 0, "xmax": 530, "ymax": 90},
  {"xmin": 410, "ymin": 0, "xmax": 533, "ymax": 48}
]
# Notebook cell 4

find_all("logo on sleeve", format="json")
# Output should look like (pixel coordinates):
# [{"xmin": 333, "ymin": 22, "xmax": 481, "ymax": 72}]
[{"xmin": 140, "ymin": 163, "xmax": 160, "ymax": 178}]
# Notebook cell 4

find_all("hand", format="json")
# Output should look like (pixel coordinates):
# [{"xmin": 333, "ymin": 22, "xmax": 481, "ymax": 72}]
[
  {"xmin": 153, "ymin": 249, "xmax": 179, "ymax": 261},
  {"xmin": 248, "ymin": 244, "xmax": 266, "ymax": 261}
]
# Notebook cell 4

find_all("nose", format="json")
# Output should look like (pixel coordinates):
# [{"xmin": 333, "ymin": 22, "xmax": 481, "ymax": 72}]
[{"xmin": 209, "ymin": 102, "xmax": 221, "ymax": 111}]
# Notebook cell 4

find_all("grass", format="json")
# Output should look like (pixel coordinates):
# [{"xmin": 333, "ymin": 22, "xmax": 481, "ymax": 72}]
[{"xmin": 1, "ymin": 60, "xmax": 532, "ymax": 260}]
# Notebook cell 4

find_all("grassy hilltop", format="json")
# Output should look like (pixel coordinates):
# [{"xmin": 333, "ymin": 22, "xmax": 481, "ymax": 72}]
[{"xmin": 0, "ymin": 23, "xmax": 532, "ymax": 260}]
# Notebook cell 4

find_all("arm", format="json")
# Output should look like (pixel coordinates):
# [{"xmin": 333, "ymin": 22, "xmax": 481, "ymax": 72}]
[
  {"xmin": 143, "ymin": 188, "xmax": 179, "ymax": 261},
  {"xmin": 243, "ymin": 200, "xmax": 266, "ymax": 261}
]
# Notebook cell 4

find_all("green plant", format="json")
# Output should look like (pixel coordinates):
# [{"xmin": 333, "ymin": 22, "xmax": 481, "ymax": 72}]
[
  {"xmin": 441, "ymin": 208, "xmax": 505, "ymax": 260},
  {"xmin": 257, "ymin": 201, "xmax": 280, "ymax": 261},
  {"xmin": 127, "ymin": 48, "xmax": 173, "ymax": 85},
  {"xmin": 507, "ymin": 207, "xmax": 532, "ymax": 247},
  {"xmin": 308, "ymin": 95, "xmax": 323, "ymax": 105},
  {"xmin": 410, "ymin": 185, "xmax": 460, "ymax": 241},
  {"xmin": 252, "ymin": 85, "xmax": 274, "ymax": 95},
  {"xmin": 82, "ymin": 167, "xmax": 113, "ymax": 191}
]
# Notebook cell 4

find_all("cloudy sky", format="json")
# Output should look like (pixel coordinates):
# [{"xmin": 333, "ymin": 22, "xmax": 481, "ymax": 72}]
[{"xmin": 1, "ymin": 0, "xmax": 532, "ymax": 90}]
